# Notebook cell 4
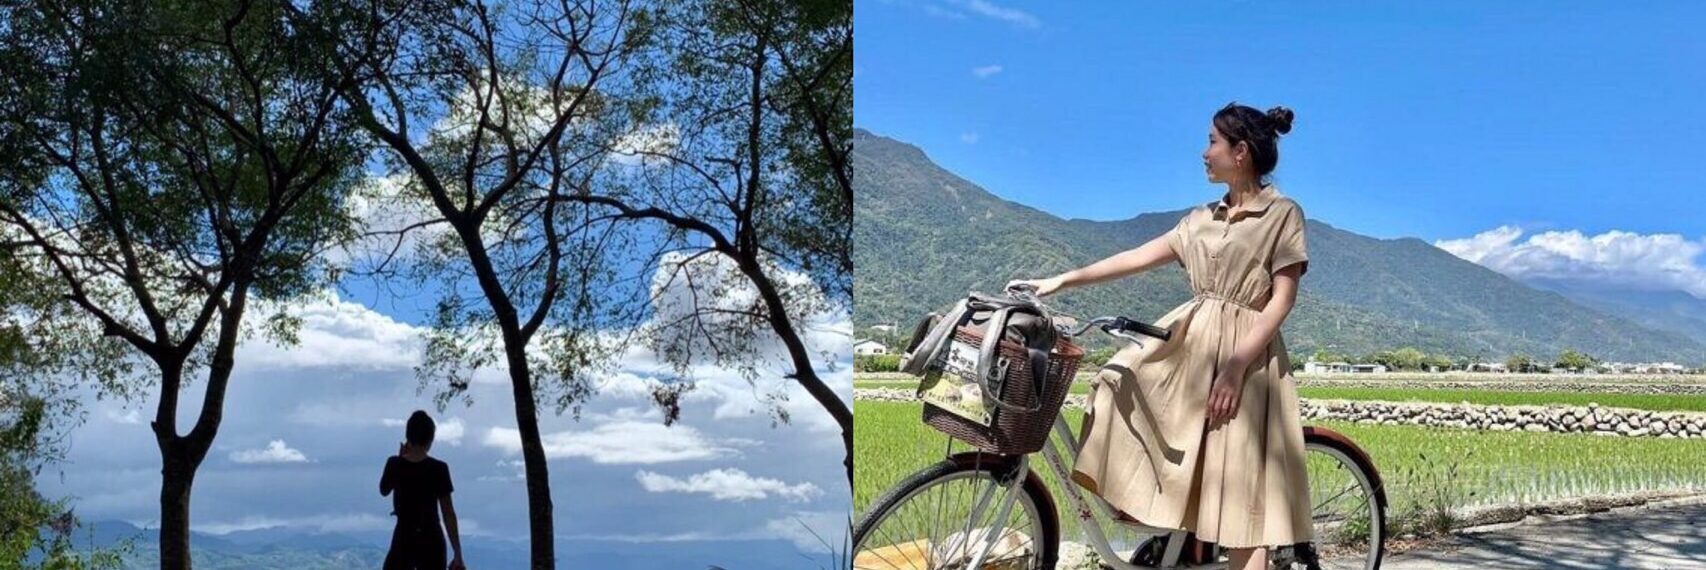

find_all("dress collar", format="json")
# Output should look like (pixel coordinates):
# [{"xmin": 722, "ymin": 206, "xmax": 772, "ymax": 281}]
[{"xmin": 1211, "ymin": 184, "xmax": 1279, "ymax": 217}]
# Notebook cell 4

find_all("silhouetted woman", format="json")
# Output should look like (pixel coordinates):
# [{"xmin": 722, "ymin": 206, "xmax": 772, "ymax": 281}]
[{"xmin": 381, "ymin": 410, "xmax": 466, "ymax": 570}]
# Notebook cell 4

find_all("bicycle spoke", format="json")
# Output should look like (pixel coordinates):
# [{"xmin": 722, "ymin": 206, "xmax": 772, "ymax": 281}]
[
  {"xmin": 856, "ymin": 464, "xmax": 1049, "ymax": 570},
  {"xmin": 1312, "ymin": 482, "xmax": 1358, "ymax": 512}
]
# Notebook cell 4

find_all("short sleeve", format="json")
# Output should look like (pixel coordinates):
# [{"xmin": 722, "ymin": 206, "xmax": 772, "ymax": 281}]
[
  {"xmin": 379, "ymin": 456, "xmax": 397, "ymax": 496},
  {"xmin": 1164, "ymin": 212, "xmax": 1190, "ymax": 269},
  {"xmin": 1270, "ymin": 203, "xmax": 1309, "ymax": 277},
  {"xmin": 439, "ymin": 462, "xmax": 455, "ymax": 496}
]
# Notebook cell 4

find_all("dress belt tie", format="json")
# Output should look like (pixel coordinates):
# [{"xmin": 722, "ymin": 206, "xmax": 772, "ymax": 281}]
[{"xmin": 1191, "ymin": 291, "xmax": 1259, "ymax": 311}]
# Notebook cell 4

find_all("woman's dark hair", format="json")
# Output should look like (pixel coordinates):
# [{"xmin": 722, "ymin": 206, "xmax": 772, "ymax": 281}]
[
  {"xmin": 1212, "ymin": 102, "xmax": 1294, "ymax": 181},
  {"xmin": 406, "ymin": 410, "xmax": 435, "ymax": 447}
]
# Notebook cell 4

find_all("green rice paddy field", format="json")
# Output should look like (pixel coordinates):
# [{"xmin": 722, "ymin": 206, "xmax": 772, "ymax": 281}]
[{"xmin": 854, "ymin": 401, "xmax": 1706, "ymax": 540}]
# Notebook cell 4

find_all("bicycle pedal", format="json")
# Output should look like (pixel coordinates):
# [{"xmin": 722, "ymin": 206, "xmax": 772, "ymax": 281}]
[
  {"xmin": 1111, "ymin": 536, "xmax": 1165, "ymax": 568},
  {"xmin": 1267, "ymin": 543, "xmax": 1322, "ymax": 570}
]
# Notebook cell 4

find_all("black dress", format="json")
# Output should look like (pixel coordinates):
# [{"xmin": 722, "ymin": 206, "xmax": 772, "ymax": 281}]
[{"xmin": 380, "ymin": 455, "xmax": 454, "ymax": 569}]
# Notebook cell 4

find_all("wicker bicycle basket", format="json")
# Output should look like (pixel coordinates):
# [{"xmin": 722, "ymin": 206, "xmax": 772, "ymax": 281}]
[{"xmin": 921, "ymin": 325, "xmax": 1085, "ymax": 455}]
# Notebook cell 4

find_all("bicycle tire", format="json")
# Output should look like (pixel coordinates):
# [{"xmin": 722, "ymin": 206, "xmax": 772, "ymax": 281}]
[
  {"xmin": 854, "ymin": 452, "xmax": 1061, "ymax": 569},
  {"xmin": 1298, "ymin": 427, "xmax": 1388, "ymax": 570}
]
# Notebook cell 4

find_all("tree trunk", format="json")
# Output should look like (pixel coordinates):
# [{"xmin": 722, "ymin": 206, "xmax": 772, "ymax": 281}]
[
  {"xmin": 733, "ymin": 254, "xmax": 854, "ymax": 486},
  {"xmin": 504, "ymin": 339, "xmax": 556, "ymax": 569},
  {"xmin": 150, "ymin": 286, "xmax": 243, "ymax": 570},
  {"xmin": 157, "ymin": 445, "xmax": 195, "ymax": 570}
]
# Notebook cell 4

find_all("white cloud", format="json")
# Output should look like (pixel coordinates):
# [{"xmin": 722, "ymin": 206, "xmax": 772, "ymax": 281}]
[
  {"xmin": 609, "ymin": 123, "xmax": 681, "ymax": 167},
  {"xmin": 558, "ymin": 510, "xmax": 849, "ymax": 554},
  {"xmin": 242, "ymin": 292, "xmax": 423, "ymax": 372},
  {"xmin": 438, "ymin": 417, "xmax": 465, "ymax": 446},
  {"xmin": 192, "ymin": 512, "xmax": 460, "ymax": 535},
  {"xmin": 765, "ymin": 510, "xmax": 851, "ymax": 554},
  {"xmin": 1435, "ymin": 225, "xmax": 1706, "ymax": 298},
  {"xmin": 334, "ymin": 173, "xmax": 448, "ymax": 268},
  {"xmin": 229, "ymin": 440, "xmax": 309, "ymax": 464},
  {"xmin": 481, "ymin": 420, "xmax": 738, "ymax": 464},
  {"xmin": 960, "ymin": 132, "xmax": 980, "ymax": 144},
  {"xmin": 921, "ymin": 4, "xmax": 965, "ymax": 20},
  {"xmin": 971, "ymin": 65, "xmax": 1003, "ymax": 79},
  {"xmin": 950, "ymin": 0, "xmax": 1040, "ymax": 29},
  {"xmin": 381, "ymin": 416, "xmax": 466, "ymax": 446},
  {"xmin": 106, "ymin": 408, "xmax": 145, "ymax": 425},
  {"xmin": 635, "ymin": 468, "xmax": 822, "ymax": 502},
  {"xmin": 619, "ymin": 251, "xmax": 853, "ymax": 434}
]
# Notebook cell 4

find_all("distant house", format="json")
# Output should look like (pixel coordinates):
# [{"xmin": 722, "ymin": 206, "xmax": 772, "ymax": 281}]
[
  {"xmin": 1601, "ymin": 361, "xmax": 1687, "ymax": 374},
  {"xmin": 1303, "ymin": 361, "xmax": 1344, "ymax": 374},
  {"xmin": 1643, "ymin": 362, "xmax": 1687, "ymax": 374},
  {"xmin": 1467, "ymin": 362, "xmax": 1508, "ymax": 373},
  {"xmin": 854, "ymin": 339, "xmax": 889, "ymax": 356},
  {"xmin": 1303, "ymin": 361, "xmax": 1387, "ymax": 374}
]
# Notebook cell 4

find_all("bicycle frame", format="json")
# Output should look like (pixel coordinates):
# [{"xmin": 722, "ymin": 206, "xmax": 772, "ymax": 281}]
[
  {"xmin": 1027, "ymin": 413, "xmax": 1228, "ymax": 570},
  {"xmin": 932, "ymin": 290, "xmax": 1298, "ymax": 569}
]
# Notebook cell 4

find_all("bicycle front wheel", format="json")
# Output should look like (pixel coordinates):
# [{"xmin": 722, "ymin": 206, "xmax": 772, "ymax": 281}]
[
  {"xmin": 1296, "ymin": 428, "xmax": 1388, "ymax": 570},
  {"xmin": 853, "ymin": 453, "xmax": 1059, "ymax": 570}
]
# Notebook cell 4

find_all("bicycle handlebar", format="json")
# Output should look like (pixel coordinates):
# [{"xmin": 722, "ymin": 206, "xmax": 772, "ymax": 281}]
[{"xmin": 1004, "ymin": 284, "xmax": 1172, "ymax": 343}]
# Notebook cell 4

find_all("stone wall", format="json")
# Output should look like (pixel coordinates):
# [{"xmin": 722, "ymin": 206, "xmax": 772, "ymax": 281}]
[{"xmin": 853, "ymin": 388, "xmax": 1706, "ymax": 439}]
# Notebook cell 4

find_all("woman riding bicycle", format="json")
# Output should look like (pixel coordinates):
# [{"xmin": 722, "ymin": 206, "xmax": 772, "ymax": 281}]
[{"xmin": 1008, "ymin": 103, "xmax": 1312, "ymax": 570}]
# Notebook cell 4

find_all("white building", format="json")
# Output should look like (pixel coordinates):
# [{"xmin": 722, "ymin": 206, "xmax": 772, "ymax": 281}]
[
  {"xmin": 1303, "ymin": 361, "xmax": 1387, "ymax": 374},
  {"xmin": 1603, "ymin": 361, "xmax": 1689, "ymax": 374},
  {"xmin": 1467, "ymin": 362, "xmax": 1508, "ymax": 373},
  {"xmin": 854, "ymin": 339, "xmax": 889, "ymax": 356}
]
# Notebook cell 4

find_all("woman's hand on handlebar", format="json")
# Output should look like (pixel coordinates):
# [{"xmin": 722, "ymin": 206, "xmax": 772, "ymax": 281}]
[{"xmin": 1006, "ymin": 276, "xmax": 1066, "ymax": 297}]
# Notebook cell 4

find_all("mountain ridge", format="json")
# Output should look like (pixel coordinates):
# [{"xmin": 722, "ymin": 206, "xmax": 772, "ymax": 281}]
[{"xmin": 852, "ymin": 128, "xmax": 1705, "ymax": 366}]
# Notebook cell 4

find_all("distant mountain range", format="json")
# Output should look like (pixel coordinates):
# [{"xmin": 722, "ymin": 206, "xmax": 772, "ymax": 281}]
[
  {"xmin": 852, "ymin": 129, "xmax": 1706, "ymax": 366},
  {"xmin": 1524, "ymin": 278, "xmax": 1706, "ymax": 355},
  {"xmin": 74, "ymin": 520, "xmax": 829, "ymax": 570}
]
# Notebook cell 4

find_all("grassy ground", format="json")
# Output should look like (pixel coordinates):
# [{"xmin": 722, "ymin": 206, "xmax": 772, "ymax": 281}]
[
  {"xmin": 853, "ymin": 380, "xmax": 1706, "ymax": 413},
  {"xmin": 854, "ymin": 401, "xmax": 1706, "ymax": 543}
]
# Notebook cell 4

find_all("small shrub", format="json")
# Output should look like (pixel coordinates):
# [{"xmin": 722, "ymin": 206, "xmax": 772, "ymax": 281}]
[{"xmin": 855, "ymin": 354, "xmax": 903, "ymax": 373}]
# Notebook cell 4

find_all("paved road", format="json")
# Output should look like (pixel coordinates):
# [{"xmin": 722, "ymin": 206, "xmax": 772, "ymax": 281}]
[{"xmin": 1382, "ymin": 499, "xmax": 1706, "ymax": 569}]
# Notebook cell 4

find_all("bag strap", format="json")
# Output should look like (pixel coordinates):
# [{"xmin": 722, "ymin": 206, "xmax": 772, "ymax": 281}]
[
  {"xmin": 900, "ymin": 299, "xmax": 967, "ymax": 376},
  {"xmin": 906, "ymin": 292, "xmax": 1061, "ymax": 413},
  {"xmin": 968, "ymin": 296, "xmax": 1053, "ymax": 413}
]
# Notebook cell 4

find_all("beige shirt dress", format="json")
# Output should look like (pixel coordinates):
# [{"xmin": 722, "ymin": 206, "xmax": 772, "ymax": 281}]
[{"xmin": 1069, "ymin": 184, "xmax": 1314, "ymax": 549}]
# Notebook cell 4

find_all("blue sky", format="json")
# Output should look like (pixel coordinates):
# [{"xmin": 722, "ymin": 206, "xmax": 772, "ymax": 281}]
[
  {"xmin": 855, "ymin": 0, "xmax": 1706, "ymax": 298},
  {"xmin": 43, "ymin": 267, "xmax": 852, "ymax": 567}
]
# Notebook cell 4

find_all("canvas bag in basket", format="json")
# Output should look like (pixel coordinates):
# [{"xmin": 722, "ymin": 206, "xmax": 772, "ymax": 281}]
[{"xmin": 900, "ymin": 292, "xmax": 1084, "ymax": 454}]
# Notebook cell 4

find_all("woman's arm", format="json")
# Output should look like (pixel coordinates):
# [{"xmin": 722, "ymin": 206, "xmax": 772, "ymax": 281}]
[
  {"xmin": 379, "ymin": 456, "xmax": 395, "ymax": 496},
  {"xmin": 1207, "ymin": 263, "xmax": 1303, "ymax": 425},
  {"xmin": 1009, "ymin": 233, "xmax": 1179, "ymax": 296},
  {"xmin": 440, "ymin": 494, "xmax": 465, "ymax": 568},
  {"xmin": 1232, "ymin": 263, "xmax": 1303, "ymax": 366}
]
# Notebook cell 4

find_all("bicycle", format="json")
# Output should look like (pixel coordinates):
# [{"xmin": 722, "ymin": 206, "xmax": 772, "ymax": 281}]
[{"xmin": 853, "ymin": 289, "xmax": 1389, "ymax": 570}]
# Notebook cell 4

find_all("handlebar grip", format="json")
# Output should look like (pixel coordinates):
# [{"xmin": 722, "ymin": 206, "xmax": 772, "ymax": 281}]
[{"xmin": 1113, "ymin": 317, "xmax": 1172, "ymax": 342}]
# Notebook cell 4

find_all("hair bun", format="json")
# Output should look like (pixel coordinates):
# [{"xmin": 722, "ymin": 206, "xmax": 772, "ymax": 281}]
[{"xmin": 1266, "ymin": 106, "xmax": 1294, "ymax": 136}]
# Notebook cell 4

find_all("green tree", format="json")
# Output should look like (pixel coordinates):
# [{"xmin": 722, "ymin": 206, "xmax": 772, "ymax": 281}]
[
  {"xmin": 1506, "ymin": 353, "xmax": 1535, "ymax": 373},
  {"xmin": 1421, "ymin": 353, "xmax": 1456, "ymax": 372},
  {"xmin": 1556, "ymin": 349, "xmax": 1597, "ymax": 372},
  {"xmin": 0, "ymin": 2, "xmax": 365, "ymax": 567},
  {"xmin": 1390, "ymin": 347, "xmax": 1426, "ymax": 371},
  {"xmin": 2, "ymin": 218, "xmax": 128, "ymax": 569},
  {"xmin": 552, "ymin": 0, "xmax": 855, "ymax": 487},
  {"xmin": 298, "ymin": 1, "xmax": 647, "ymax": 566}
]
